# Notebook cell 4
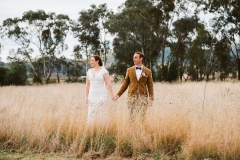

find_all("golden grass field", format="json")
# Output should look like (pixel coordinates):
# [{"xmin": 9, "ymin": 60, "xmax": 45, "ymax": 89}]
[{"xmin": 0, "ymin": 82, "xmax": 240, "ymax": 159}]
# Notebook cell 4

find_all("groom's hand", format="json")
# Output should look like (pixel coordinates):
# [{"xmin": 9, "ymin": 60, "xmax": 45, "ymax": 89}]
[{"xmin": 112, "ymin": 95, "xmax": 119, "ymax": 101}]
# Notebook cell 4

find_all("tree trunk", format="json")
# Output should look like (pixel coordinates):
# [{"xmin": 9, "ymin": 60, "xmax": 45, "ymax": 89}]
[
  {"xmin": 57, "ymin": 71, "xmax": 60, "ymax": 83},
  {"xmin": 104, "ymin": 43, "xmax": 107, "ymax": 66},
  {"xmin": 212, "ymin": 71, "xmax": 215, "ymax": 80},
  {"xmin": 180, "ymin": 62, "xmax": 183, "ymax": 82},
  {"xmin": 238, "ymin": 59, "xmax": 240, "ymax": 80},
  {"xmin": 180, "ymin": 74, "xmax": 183, "ymax": 82},
  {"xmin": 66, "ymin": 66, "xmax": 71, "ymax": 81},
  {"xmin": 46, "ymin": 77, "xmax": 50, "ymax": 84},
  {"xmin": 45, "ymin": 67, "xmax": 53, "ymax": 84},
  {"xmin": 206, "ymin": 74, "xmax": 209, "ymax": 81},
  {"xmin": 26, "ymin": 55, "xmax": 42, "ymax": 84},
  {"xmin": 45, "ymin": 78, "xmax": 49, "ymax": 84},
  {"xmin": 166, "ymin": 61, "xmax": 171, "ymax": 81},
  {"xmin": 68, "ymin": 74, "xmax": 71, "ymax": 81},
  {"xmin": 43, "ymin": 59, "xmax": 47, "ymax": 82},
  {"xmin": 85, "ymin": 46, "xmax": 89, "ymax": 74},
  {"xmin": 166, "ymin": 54, "xmax": 174, "ymax": 81},
  {"xmin": 196, "ymin": 68, "xmax": 199, "ymax": 81},
  {"xmin": 161, "ymin": 48, "xmax": 165, "ymax": 81},
  {"xmin": 104, "ymin": 51, "xmax": 107, "ymax": 66}
]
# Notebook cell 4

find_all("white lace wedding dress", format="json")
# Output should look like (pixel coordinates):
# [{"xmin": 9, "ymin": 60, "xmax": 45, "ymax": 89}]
[{"xmin": 87, "ymin": 67, "xmax": 109, "ymax": 124}]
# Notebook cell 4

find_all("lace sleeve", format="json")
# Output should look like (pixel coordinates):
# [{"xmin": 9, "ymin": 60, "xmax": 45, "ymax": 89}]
[{"xmin": 102, "ymin": 67, "xmax": 109, "ymax": 74}]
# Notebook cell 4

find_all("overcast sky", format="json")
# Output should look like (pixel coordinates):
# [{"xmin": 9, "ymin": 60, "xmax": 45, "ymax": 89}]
[
  {"xmin": 0, "ymin": 0, "xmax": 126, "ymax": 62},
  {"xmin": 0, "ymin": 0, "xmax": 126, "ymax": 22}
]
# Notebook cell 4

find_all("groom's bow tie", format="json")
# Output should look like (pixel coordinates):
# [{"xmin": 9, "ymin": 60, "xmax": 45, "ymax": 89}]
[{"xmin": 136, "ymin": 67, "xmax": 142, "ymax": 70}]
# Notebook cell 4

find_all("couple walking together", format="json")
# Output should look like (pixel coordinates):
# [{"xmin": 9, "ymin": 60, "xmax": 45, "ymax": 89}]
[{"xmin": 85, "ymin": 52, "xmax": 154, "ymax": 124}]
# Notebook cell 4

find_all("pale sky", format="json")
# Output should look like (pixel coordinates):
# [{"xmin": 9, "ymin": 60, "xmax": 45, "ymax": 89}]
[{"xmin": 0, "ymin": 0, "xmax": 126, "ymax": 62}]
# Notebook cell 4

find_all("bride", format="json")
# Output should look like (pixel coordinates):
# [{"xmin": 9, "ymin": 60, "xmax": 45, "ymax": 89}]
[{"xmin": 85, "ymin": 55, "xmax": 114, "ymax": 124}]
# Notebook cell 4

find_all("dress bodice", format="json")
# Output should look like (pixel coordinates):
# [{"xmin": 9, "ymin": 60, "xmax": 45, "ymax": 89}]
[{"xmin": 87, "ymin": 67, "xmax": 108, "ymax": 99}]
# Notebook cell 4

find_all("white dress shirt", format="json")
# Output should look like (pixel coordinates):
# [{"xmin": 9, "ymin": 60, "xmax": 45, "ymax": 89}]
[{"xmin": 135, "ymin": 65, "xmax": 143, "ymax": 81}]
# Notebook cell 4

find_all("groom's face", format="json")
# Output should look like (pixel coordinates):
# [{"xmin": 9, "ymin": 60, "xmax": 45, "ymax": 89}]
[{"xmin": 133, "ymin": 54, "xmax": 142, "ymax": 66}]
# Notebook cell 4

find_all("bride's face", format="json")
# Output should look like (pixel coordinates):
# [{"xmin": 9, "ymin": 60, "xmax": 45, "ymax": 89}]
[{"xmin": 90, "ymin": 57, "xmax": 99, "ymax": 67}]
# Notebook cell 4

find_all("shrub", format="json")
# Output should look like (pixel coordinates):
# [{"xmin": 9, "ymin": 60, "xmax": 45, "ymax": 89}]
[
  {"xmin": 0, "ymin": 67, "xmax": 8, "ymax": 86},
  {"xmin": 49, "ymin": 78, "xmax": 57, "ymax": 83},
  {"xmin": 4, "ymin": 63, "xmax": 28, "ymax": 86}
]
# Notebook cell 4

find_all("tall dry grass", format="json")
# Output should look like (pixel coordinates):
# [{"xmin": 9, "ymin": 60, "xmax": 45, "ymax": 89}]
[{"xmin": 0, "ymin": 82, "xmax": 240, "ymax": 159}]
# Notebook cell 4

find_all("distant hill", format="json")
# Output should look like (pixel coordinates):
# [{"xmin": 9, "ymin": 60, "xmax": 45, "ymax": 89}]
[
  {"xmin": 105, "ymin": 53, "xmax": 118, "ymax": 68},
  {"xmin": 155, "ymin": 47, "xmax": 170, "ymax": 65},
  {"xmin": 0, "ymin": 61, "xmax": 5, "ymax": 67}
]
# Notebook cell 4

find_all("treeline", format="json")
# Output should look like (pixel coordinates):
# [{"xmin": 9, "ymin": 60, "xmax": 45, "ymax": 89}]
[
  {"xmin": 0, "ymin": 58, "xmax": 86, "ymax": 86},
  {"xmin": 0, "ymin": 0, "xmax": 240, "ymax": 85}
]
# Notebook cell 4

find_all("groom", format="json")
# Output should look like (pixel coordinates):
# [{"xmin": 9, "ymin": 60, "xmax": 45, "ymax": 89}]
[{"xmin": 113, "ymin": 52, "xmax": 154, "ymax": 118}]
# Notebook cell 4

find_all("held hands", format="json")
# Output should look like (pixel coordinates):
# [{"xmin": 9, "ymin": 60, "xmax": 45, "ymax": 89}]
[{"xmin": 111, "ymin": 95, "xmax": 119, "ymax": 101}]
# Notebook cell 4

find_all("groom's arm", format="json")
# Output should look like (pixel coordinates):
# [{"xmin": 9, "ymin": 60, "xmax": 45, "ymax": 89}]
[
  {"xmin": 117, "ymin": 68, "xmax": 130, "ymax": 97},
  {"xmin": 147, "ymin": 70, "xmax": 154, "ymax": 100}
]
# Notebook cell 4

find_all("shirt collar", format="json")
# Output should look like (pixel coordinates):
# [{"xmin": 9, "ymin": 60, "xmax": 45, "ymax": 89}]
[{"xmin": 135, "ymin": 65, "xmax": 143, "ymax": 68}]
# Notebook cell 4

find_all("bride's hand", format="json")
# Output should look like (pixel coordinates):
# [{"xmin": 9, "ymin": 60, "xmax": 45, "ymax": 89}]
[
  {"xmin": 112, "ymin": 95, "xmax": 119, "ymax": 101},
  {"xmin": 85, "ymin": 98, "xmax": 88, "ymax": 104},
  {"xmin": 111, "ymin": 95, "xmax": 115, "ymax": 101}
]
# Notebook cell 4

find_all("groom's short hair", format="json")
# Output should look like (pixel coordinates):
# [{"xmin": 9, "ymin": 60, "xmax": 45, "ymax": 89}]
[{"xmin": 134, "ymin": 52, "xmax": 144, "ymax": 59}]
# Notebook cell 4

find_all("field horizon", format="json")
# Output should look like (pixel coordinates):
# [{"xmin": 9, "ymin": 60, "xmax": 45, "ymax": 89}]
[{"xmin": 1, "ymin": 82, "xmax": 240, "ymax": 159}]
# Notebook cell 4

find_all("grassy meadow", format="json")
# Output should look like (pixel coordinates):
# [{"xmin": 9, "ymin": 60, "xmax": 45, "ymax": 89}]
[{"xmin": 0, "ymin": 82, "xmax": 240, "ymax": 159}]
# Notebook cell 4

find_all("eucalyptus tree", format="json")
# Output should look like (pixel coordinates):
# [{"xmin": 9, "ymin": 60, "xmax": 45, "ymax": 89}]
[
  {"xmin": 105, "ymin": 0, "xmax": 159, "ymax": 72},
  {"xmin": 71, "ymin": 50, "xmax": 84, "ymax": 80},
  {"xmin": 54, "ymin": 56, "xmax": 66, "ymax": 83},
  {"xmin": 31, "ymin": 57, "xmax": 44, "ymax": 84},
  {"xmin": 96, "ymin": 4, "xmax": 113, "ymax": 66},
  {"xmin": 59, "ymin": 54, "xmax": 84, "ymax": 82},
  {"xmin": 192, "ymin": 0, "xmax": 240, "ymax": 80},
  {"xmin": 124, "ymin": 0, "xmax": 189, "ymax": 81},
  {"xmin": 214, "ymin": 36, "xmax": 236, "ymax": 80},
  {"xmin": 0, "ymin": 25, "xmax": 2, "ymax": 62},
  {"xmin": 201, "ymin": 36, "xmax": 218, "ymax": 82},
  {"xmin": 111, "ymin": 37, "xmax": 141, "ymax": 77},
  {"xmin": 187, "ymin": 24, "xmax": 217, "ymax": 81},
  {"xmin": 2, "ymin": 10, "xmax": 70, "ymax": 84},
  {"xmin": 71, "ymin": 4, "xmax": 108, "ymax": 72},
  {"xmin": 61, "ymin": 57, "xmax": 73, "ymax": 82},
  {"xmin": 169, "ymin": 16, "xmax": 200, "ymax": 81}
]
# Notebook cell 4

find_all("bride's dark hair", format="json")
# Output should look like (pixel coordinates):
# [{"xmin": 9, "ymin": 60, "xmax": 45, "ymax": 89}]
[{"xmin": 92, "ymin": 55, "xmax": 103, "ymax": 66}]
